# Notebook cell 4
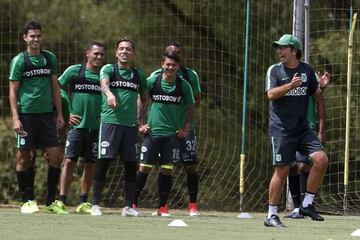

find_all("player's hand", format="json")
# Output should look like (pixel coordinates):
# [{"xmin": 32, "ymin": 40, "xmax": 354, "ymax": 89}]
[
  {"xmin": 318, "ymin": 131, "xmax": 326, "ymax": 144},
  {"xmin": 138, "ymin": 124, "xmax": 150, "ymax": 134},
  {"xmin": 69, "ymin": 114, "xmax": 82, "ymax": 126},
  {"xmin": 107, "ymin": 94, "xmax": 118, "ymax": 108},
  {"xmin": 176, "ymin": 128, "xmax": 188, "ymax": 138},
  {"xmin": 290, "ymin": 73, "xmax": 302, "ymax": 89},
  {"xmin": 56, "ymin": 115, "xmax": 65, "ymax": 129},
  {"xmin": 318, "ymin": 71, "xmax": 331, "ymax": 89},
  {"xmin": 13, "ymin": 119, "xmax": 27, "ymax": 136}
]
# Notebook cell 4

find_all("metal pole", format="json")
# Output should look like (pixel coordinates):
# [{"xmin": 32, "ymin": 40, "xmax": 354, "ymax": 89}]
[
  {"xmin": 344, "ymin": 10, "xmax": 357, "ymax": 213},
  {"xmin": 304, "ymin": 0, "xmax": 310, "ymax": 63},
  {"xmin": 239, "ymin": 0, "xmax": 250, "ymax": 213},
  {"xmin": 292, "ymin": 0, "xmax": 304, "ymax": 40}
]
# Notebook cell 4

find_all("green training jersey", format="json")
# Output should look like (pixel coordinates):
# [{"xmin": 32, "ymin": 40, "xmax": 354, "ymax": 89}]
[
  {"xmin": 150, "ymin": 66, "xmax": 200, "ymax": 130},
  {"xmin": 147, "ymin": 75, "xmax": 194, "ymax": 136},
  {"xmin": 9, "ymin": 50, "xmax": 58, "ymax": 113},
  {"xmin": 100, "ymin": 64, "xmax": 147, "ymax": 126},
  {"xmin": 59, "ymin": 64, "xmax": 102, "ymax": 129}
]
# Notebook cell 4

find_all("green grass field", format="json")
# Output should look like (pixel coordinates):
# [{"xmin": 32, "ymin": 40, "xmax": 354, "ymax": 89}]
[{"xmin": 0, "ymin": 206, "xmax": 359, "ymax": 240}]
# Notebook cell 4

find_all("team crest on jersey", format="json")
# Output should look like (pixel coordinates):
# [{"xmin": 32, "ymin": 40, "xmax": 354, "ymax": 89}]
[
  {"xmin": 276, "ymin": 154, "xmax": 282, "ymax": 162},
  {"xmin": 66, "ymin": 140, "xmax": 70, "ymax": 147},
  {"xmin": 101, "ymin": 141, "xmax": 110, "ymax": 147},
  {"xmin": 301, "ymin": 73, "xmax": 307, "ymax": 82},
  {"xmin": 20, "ymin": 138, "xmax": 26, "ymax": 146},
  {"xmin": 141, "ymin": 146, "xmax": 147, "ymax": 152}
]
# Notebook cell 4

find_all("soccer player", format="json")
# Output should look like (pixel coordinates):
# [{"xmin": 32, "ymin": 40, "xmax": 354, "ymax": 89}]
[
  {"xmin": 50, "ymin": 41, "xmax": 105, "ymax": 214},
  {"xmin": 91, "ymin": 38, "xmax": 148, "ymax": 217},
  {"xmin": 285, "ymin": 72, "xmax": 331, "ymax": 219},
  {"xmin": 145, "ymin": 42, "xmax": 201, "ymax": 216},
  {"xmin": 9, "ymin": 20, "xmax": 64, "ymax": 213},
  {"xmin": 135, "ymin": 51, "xmax": 195, "ymax": 217},
  {"xmin": 264, "ymin": 34, "xmax": 329, "ymax": 227}
]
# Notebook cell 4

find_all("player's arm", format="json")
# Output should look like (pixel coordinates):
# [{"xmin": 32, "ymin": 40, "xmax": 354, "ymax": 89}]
[
  {"xmin": 137, "ymin": 91, "xmax": 150, "ymax": 134},
  {"xmin": 51, "ymin": 75, "xmax": 65, "ymax": 129},
  {"xmin": 9, "ymin": 80, "xmax": 23, "ymax": 134},
  {"xmin": 315, "ymin": 72, "xmax": 330, "ymax": 144},
  {"xmin": 315, "ymin": 91, "xmax": 326, "ymax": 143},
  {"xmin": 177, "ymin": 82, "xmax": 195, "ymax": 138},
  {"xmin": 267, "ymin": 73, "xmax": 302, "ymax": 101},
  {"xmin": 177, "ymin": 104, "xmax": 195, "ymax": 139},
  {"xmin": 100, "ymin": 77, "xmax": 117, "ymax": 108},
  {"xmin": 194, "ymin": 93, "xmax": 201, "ymax": 108}
]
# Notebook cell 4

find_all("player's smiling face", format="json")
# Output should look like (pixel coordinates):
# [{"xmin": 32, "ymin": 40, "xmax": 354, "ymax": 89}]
[
  {"xmin": 87, "ymin": 45, "xmax": 105, "ymax": 68},
  {"xmin": 24, "ymin": 29, "xmax": 42, "ymax": 51},
  {"xmin": 116, "ymin": 41, "xmax": 134, "ymax": 64},
  {"xmin": 162, "ymin": 57, "xmax": 180, "ymax": 79}
]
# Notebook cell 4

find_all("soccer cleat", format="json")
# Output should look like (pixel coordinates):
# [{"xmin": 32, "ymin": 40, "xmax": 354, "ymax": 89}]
[
  {"xmin": 20, "ymin": 202, "xmax": 33, "ymax": 214},
  {"xmin": 299, "ymin": 204, "xmax": 324, "ymax": 221},
  {"xmin": 132, "ymin": 203, "xmax": 138, "ymax": 209},
  {"xmin": 152, "ymin": 205, "xmax": 171, "ymax": 217},
  {"xmin": 44, "ymin": 200, "xmax": 69, "ymax": 214},
  {"xmin": 264, "ymin": 215, "xmax": 286, "ymax": 227},
  {"xmin": 284, "ymin": 210, "xmax": 304, "ymax": 219},
  {"xmin": 91, "ymin": 205, "xmax": 102, "ymax": 216},
  {"xmin": 28, "ymin": 200, "xmax": 39, "ymax": 213},
  {"xmin": 76, "ymin": 202, "xmax": 92, "ymax": 214},
  {"xmin": 188, "ymin": 203, "xmax": 200, "ymax": 216},
  {"xmin": 121, "ymin": 206, "xmax": 143, "ymax": 217}
]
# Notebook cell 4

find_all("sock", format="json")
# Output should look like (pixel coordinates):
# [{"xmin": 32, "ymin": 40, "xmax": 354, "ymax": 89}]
[
  {"xmin": 79, "ymin": 193, "xmax": 88, "ymax": 203},
  {"xmin": 288, "ymin": 175, "xmax": 301, "ymax": 208},
  {"xmin": 302, "ymin": 191, "xmax": 315, "ymax": 208},
  {"xmin": 187, "ymin": 173, "xmax": 198, "ymax": 203},
  {"xmin": 268, "ymin": 205, "xmax": 278, "ymax": 218},
  {"xmin": 92, "ymin": 159, "xmax": 111, "ymax": 205},
  {"xmin": 123, "ymin": 162, "xmax": 137, "ymax": 207},
  {"xmin": 26, "ymin": 167, "xmax": 35, "ymax": 201},
  {"xmin": 16, "ymin": 171, "xmax": 28, "ymax": 203},
  {"xmin": 59, "ymin": 195, "xmax": 67, "ymax": 205},
  {"xmin": 46, "ymin": 166, "xmax": 61, "ymax": 206},
  {"xmin": 92, "ymin": 180, "xmax": 105, "ymax": 206},
  {"xmin": 134, "ymin": 172, "xmax": 149, "ymax": 206},
  {"xmin": 158, "ymin": 173, "xmax": 172, "ymax": 208},
  {"xmin": 124, "ymin": 182, "xmax": 136, "ymax": 207},
  {"xmin": 299, "ymin": 172, "xmax": 309, "ymax": 202}
]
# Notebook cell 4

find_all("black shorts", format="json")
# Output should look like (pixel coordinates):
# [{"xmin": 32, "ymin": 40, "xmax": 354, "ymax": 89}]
[
  {"xmin": 140, "ymin": 134, "xmax": 181, "ymax": 166},
  {"xmin": 270, "ymin": 128, "xmax": 323, "ymax": 166},
  {"xmin": 98, "ymin": 123, "xmax": 138, "ymax": 162},
  {"xmin": 65, "ymin": 128, "xmax": 99, "ymax": 163},
  {"xmin": 179, "ymin": 130, "xmax": 198, "ymax": 165},
  {"xmin": 17, "ymin": 113, "xmax": 60, "ymax": 149}
]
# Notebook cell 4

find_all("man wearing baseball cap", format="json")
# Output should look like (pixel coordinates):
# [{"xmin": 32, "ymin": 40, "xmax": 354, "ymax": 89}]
[{"xmin": 264, "ymin": 34, "xmax": 329, "ymax": 227}]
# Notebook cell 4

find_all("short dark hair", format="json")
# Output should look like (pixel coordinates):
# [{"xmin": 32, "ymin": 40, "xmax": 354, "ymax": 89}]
[
  {"xmin": 23, "ymin": 20, "xmax": 42, "ymax": 35},
  {"xmin": 116, "ymin": 37, "xmax": 135, "ymax": 51},
  {"xmin": 162, "ymin": 51, "xmax": 181, "ymax": 63},
  {"xmin": 87, "ymin": 41, "xmax": 105, "ymax": 51},
  {"xmin": 166, "ymin": 41, "xmax": 183, "ymax": 49},
  {"xmin": 290, "ymin": 46, "xmax": 302, "ymax": 59}
]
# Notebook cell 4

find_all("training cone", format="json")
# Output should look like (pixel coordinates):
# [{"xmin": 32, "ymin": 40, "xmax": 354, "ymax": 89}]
[
  {"xmin": 237, "ymin": 212, "xmax": 253, "ymax": 219},
  {"xmin": 351, "ymin": 229, "xmax": 360, "ymax": 237},
  {"xmin": 168, "ymin": 219, "xmax": 188, "ymax": 227}
]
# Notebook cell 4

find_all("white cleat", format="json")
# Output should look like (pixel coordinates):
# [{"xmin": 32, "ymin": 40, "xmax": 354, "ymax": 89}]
[
  {"xmin": 91, "ymin": 205, "xmax": 102, "ymax": 216},
  {"xmin": 122, "ymin": 206, "xmax": 143, "ymax": 217}
]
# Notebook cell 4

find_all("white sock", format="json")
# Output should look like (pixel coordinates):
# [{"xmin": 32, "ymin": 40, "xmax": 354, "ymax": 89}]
[
  {"xmin": 293, "ymin": 207, "xmax": 299, "ymax": 213},
  {"xmin": 302, "ymin": 192, "xmax": 315, "ymax": 208},
  {"xmin": 268, "ymin": 205, "xmax": 278, "ymax": 218}
]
